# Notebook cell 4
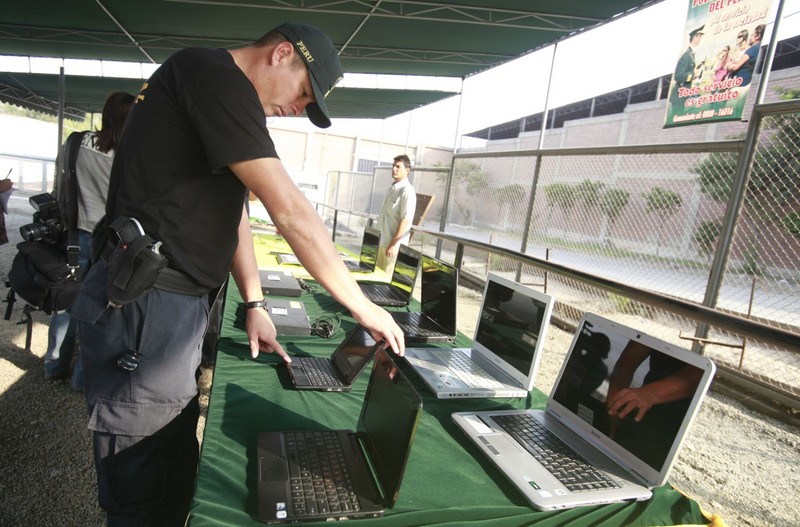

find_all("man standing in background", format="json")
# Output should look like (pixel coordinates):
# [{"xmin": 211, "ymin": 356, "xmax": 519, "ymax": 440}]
[{"xmin": 376, "ymin": 154, "xmax": 416, "ymax": 273}]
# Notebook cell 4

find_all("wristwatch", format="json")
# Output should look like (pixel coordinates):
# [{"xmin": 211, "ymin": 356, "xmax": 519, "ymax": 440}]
[{"xmin": 242, "ymin": 299, "xmax": 267, "ymax": 310}]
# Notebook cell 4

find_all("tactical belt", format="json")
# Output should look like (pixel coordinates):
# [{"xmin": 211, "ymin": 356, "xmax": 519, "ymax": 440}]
[{"xmin": 102, "ymin": 242, "xmax": 210, "ymax": 297}]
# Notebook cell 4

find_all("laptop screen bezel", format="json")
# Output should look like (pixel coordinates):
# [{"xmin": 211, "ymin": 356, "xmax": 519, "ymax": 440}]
[
  {"xmin": 545, "ymin": 312, "xmax": 716, "ymax": 487},
  {"xmin": 359, "ymin": 226, "xmax": 381, "ymax": 269},
  {"xmin": 419, "ymin": 255, "xmax": 458, "ymax": 335},
  {"xmin": 357, "ymin": 347, "xmax": 423, "ymax": 508},
  {"xmin": 389, "ymin": 245, "xmax": 422, "ymax": 297},
  {"xmin": 469, "ymin": 273, "xmax": 555, "ymax": 390},
  {"xmin": 331, "ymin": 325, "xmax": 382, "ymax": 383}
]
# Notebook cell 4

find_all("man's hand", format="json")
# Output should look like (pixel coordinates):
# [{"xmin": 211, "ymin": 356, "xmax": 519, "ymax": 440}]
[
  {"xmin": 352, "ymin": 302, "xmax": 405, "ymax": 357},
  {"xmin": 606, "ymin": 386, "xmax": 658, "ymax": 422},
  {"xmin": 245, "ymin": 307, "xmax": 291, "ymax": 363}
]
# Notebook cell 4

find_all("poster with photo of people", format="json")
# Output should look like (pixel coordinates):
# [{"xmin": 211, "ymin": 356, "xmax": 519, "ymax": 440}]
[{"xmin": 664, "ymin": 0, "xmax": 774, "ymax": 128}]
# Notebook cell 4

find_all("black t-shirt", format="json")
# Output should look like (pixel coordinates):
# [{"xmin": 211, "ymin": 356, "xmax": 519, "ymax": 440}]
[{"xmin": 107, "ymin": 48, "xmax": 278, "ymax": 289}]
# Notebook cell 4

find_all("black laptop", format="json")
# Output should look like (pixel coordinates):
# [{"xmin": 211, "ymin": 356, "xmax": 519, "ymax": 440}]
[
  {"xmin": 286, "ymin": 325, "xmax": 380, "ymax": 391},
  {"xmin": 343, "ymin": 226, "xmax": 381, "ymax": 273},
  {"xmin": 391, "ymin": 254, "xmax": 457, "ymax": 343},
  {"xmin": 358, "ymin": 245, "xmax": 421, "ymax": 307},
  {"xmin": 258, "ymin": 346, "xmax": 422, "ymax": 523}
]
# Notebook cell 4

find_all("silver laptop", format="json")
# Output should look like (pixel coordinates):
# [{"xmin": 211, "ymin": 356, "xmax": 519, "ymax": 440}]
[
  {"xmin": 452, "ymin": 312, "xmax": 717, "ymax": 511},
  {"xmin": 404, "ymin": 273, "xmax": 554, "ymax": 398}
]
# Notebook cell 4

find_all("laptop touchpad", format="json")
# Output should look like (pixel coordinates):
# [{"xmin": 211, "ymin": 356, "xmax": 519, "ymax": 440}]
[{"xmin": 480, "ymin": 434, "xmax": 525, "ymax": 456}]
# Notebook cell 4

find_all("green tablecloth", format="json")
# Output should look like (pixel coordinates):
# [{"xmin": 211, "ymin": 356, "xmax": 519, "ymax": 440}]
[{"xmin": 189, "ymin": 276, "xmax": 717, "ymax": 527}]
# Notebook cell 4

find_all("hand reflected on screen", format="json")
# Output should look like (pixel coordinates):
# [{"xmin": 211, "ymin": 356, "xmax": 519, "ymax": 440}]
[{"xmin": 374, "ymin": 345, "xmax": 399, "ymax": 380}]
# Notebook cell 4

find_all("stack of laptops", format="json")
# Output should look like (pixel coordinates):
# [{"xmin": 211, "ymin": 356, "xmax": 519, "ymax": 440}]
[
  {"xmin": 343, "ymin": 226, "xmax": 381, "ymax": 273},
  {"xmin": 258, "ymin": 346, "xmax": 422, "ymax": 523},
  {"xmin": 404, "ymin": 273, "xmax": 554, "ymax": 398},
  {"xmin": 391, "ymin": 254, "xmax": 458, "ymax": 343},
  {"xmin": 285, "ymin": 324, "xmax": 381, "ymax": 391},
  {"xmin": 259, "ymin": 269, "xmax": 303, "ymax": 297},
  {"xmin": 358, "ymin": 245, "xmax": 421, "ymax": 307},
  {"xmin": 452, "ymin": 312, "xmax": 716, "ymax": 511}
]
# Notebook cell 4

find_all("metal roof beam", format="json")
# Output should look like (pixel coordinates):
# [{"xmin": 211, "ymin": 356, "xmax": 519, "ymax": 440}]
[
  {"xmin": 0, "ymin": 82, "xmax": 85, "ymax": 120},
  {"xmin": 166, "ymin": 0, "xmax": 604, "ymax": 32}
]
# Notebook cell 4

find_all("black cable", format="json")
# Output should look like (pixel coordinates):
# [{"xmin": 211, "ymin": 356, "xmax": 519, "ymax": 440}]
[{"xmin": 310, "ymin": 313, "xmax": 341, "ymax": 339}]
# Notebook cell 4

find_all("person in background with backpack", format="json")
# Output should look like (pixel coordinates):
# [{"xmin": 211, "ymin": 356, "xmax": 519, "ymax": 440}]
[{"xmin": 44, "ymin": 91, "xmax": 135, "ymax": 389}]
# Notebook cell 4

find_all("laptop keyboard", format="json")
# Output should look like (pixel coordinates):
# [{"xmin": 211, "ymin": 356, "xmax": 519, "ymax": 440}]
[
  {"xmin": 301, "ymin": 358, "xmax": 344, "ymax": 386},
  {"xmin": 491, "ymin": 413, "xmax": 621, "ymax": 493},
  {"xmin": 433, "ymin": 350, "xmax": 505, "ymax": 389},
  {"xmin": 398, "ymin": 312, "xmax": 442, "ymax": 337},
  {"xmin": 286, "ymin": 431, "xmax": 361, "ymax": 516},
  {"xmin": 366, "ymin": 284, "xmax": 402, "ymax": 303}
]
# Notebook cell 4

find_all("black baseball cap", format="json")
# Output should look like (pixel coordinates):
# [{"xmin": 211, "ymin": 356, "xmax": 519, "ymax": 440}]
[{"xmin": 275, "ymin": 22, "xmax": 343, "ymax": 128}]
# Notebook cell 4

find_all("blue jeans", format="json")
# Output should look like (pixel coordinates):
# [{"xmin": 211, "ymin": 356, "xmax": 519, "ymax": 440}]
[{"xmin": 43, "ymin": 230, "xmax": 91, "ymax": 390}]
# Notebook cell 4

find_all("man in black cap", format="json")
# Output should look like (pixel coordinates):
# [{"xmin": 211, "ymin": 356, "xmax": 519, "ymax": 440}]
[
  {"xmin": 69, "ymin": 21, "xmax": 405, "ymax": 526},
  {"xmin": 670, "ymin": 25, "xmax": 705, "ymax": 108}
]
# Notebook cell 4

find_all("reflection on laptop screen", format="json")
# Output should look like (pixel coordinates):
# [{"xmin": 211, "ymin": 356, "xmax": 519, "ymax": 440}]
[
  {"xmin": 474, "ymin": 279, "xmax": 547, "ymax": 377},
  {"xmin": 358, "ymin": 348, "xmax": 422, "ymax": 507},
  {"xmin": 419, "ymin": 257, "xmax": 457, "ymax": 332},
  {"xmin": 551, "ymin": 319, "xmax": 707, "ymax": 472},
  {"xmin": 361, "ymin": 228, "xmax": 380, "ymax": 268},
  {"xmin": 391, "ymin": 247, "xmax": 420, "ymax": 296}
]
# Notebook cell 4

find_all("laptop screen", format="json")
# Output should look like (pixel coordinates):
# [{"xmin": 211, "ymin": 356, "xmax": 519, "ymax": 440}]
[
  {"xmin": 419, "ymin": 256, "xmax": 457, "ymax": 333},
  {"xmin": 550, "ymin": 315, "xmax": 714, "ymax": 474},
  {"xmin": 390, "ymin": 246, "xmax": 421, "ymax": 296},
  {"xmin": 360, "ymin": 227, "xmax": 381, "ymax": 268},
  {"xmin": 331, "ymin": 325, "xmax": 381, "ymax": 382},
  {"xmin": 473, "ymin": 276, "xmax": 550, "ymax": 378},
  {"xmin": 357, "ymin": 347, "xmax": 422, "ymax": 507}
]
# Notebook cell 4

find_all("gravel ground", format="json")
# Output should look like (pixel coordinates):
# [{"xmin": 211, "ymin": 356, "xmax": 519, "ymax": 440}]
[{"xmin": 1, "ymin": 191, "xmax": 799, "ymax": 527}]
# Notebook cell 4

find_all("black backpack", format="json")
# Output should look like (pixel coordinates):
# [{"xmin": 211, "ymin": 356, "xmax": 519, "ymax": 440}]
[{"xmin": 5, "ymin": 131, "xmax": 88, "ymax": 319}]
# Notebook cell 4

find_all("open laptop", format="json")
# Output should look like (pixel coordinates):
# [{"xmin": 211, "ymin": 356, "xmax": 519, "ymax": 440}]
[
  {"xmin": 258, "ymin": 346, "xmax": 422, "ymax": 523},
  {"xmin": 452, "ymin": 312, "xmax": 716, "ymax": 512},
  {"xmin": 404, "ymin": 273, "xmax": 554, "ymax": 398},
  {"xmin": 273, "ymin": 227, "xmax": 380, "ymax": 273},
  {"xmin": 259, "ymin": 269, "xmax": 303, "ymax": 297},
  {"xmin": 286, "ymin": 324, "xmax": 380, "ymax": 391},
  {"xmin": 391, "ymin": 254, "xmax": 457, "ymax": 343},
  {"xmin": 358, "ymin": 245, "xmax": 421, "ymax": 307},
  {"xmin": 342, "ymin": 226, "xmax": 381, "ymax": 273}
]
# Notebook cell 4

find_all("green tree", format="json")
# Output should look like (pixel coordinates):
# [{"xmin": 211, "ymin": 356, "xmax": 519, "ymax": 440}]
[
  {"xmin": 494, "ymin": 183, "xmax": 527, "ymax": 231},
  {"xmin": 642, "ymin": 186, "xmax": 683, "ymax": 255},
  {"xmin": 599, "ymin": 188, "xmax": 630, "ymax": 246},
  {"xmin": 692, "ymin": 220, "xmax": 722, "ymax": 257},
  {"xmin": 575, "ymin": 179, "xmax": 605, "ymax": 235},
  {"xmin": 437, "ymin": 160, "xmax": 489, "ymax": 225},
  {"xmin": 543, "ymin": 182, "xmax": 578, "ymax": 236},
  {"xmin": 690, "ymin": 87, "xmax": 800, "ymax": 273},
  {"xmin": 782, "ymin": 211, "xmax": 800, "ymax": 237}
]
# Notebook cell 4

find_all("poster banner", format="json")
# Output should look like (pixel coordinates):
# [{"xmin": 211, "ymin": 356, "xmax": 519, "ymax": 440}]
[{"xmin": 664, "ymin": 0, "xmax": 774, "ymax": 128}]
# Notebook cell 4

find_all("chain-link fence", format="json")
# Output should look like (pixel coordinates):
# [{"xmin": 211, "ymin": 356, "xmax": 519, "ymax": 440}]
[
  {"xmin": 438, "ymin": 130, "xmax": 799, "ymax": 404},
  {"xmin": 320, "ymin": 103, "xmax": 800, "ymax": 405}
]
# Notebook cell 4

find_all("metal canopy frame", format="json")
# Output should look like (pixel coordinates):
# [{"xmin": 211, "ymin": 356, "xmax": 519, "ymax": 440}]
[{"xmin": 0, "ymin": 0, "xmax": 658, "ymax": 118}]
